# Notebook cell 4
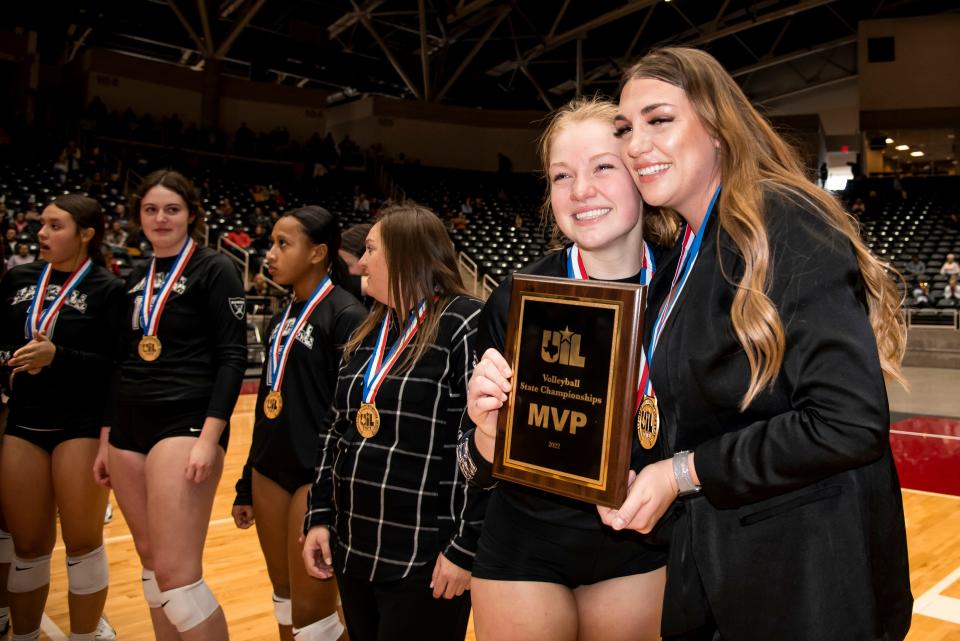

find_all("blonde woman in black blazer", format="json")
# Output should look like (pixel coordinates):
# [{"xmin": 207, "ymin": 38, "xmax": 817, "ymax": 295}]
[{"xmin": 597, "ymin": 47, "xmax": 912, "ymax": 641}]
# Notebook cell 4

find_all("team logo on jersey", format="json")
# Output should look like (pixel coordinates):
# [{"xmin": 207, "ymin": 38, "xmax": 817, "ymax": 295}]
[
  {"xmin": 11, "ymin": 285, "xmax": 87, "ymax": 313},
  {"xmin": 270, "ymin": 318, "xmax": 315, "ymax": 349},
  {"xmin": 229, "ymin": 297, "xmax": 245, "ymax": 320},
  {"xmin": 129, "ymin": 274, "xmax": 188, "ymax": 295}
]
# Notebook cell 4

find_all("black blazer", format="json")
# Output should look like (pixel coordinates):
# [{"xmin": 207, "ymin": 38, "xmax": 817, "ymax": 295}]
[{"xmin": 648, "ymin": 189, "xmax": 912, "ymax": 641}]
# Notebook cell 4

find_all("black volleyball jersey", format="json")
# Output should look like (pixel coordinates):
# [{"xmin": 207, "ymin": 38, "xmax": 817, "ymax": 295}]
[
  {"xmin": 119, "ymin": 246, "xmax": 247, "ymax": 419},
  {"xmin": 460, "ymin": 246, "xmax": 660, "ymax": 530},
  {"xmin": 234, "ymin": 286, "xmax": 367, "ymax": 505},
  {"xmin": 0, "ymin": 261, "xmax": 126, "ymax": 431}
]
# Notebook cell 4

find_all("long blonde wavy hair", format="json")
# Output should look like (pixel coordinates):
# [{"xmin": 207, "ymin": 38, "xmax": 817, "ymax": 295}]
[
  {"xmin": 536, "ymin": 96, "xmax": 678, "ymax": 248},
  {"xmin": 623, "ymin": 47, "xmax": 906, "ymax": 409}
]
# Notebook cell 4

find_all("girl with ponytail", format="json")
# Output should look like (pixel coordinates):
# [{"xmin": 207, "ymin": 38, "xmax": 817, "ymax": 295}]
[{"xmin": 233, "ymin": 206, "xmax": 366, "ymax": 641}]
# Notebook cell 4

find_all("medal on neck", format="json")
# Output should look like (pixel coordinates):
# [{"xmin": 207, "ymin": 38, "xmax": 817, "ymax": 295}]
[
  {"xmin": 24, "ymin": 258, "xmax": 93, "ymax": 374},
  {"xmin": 263, "ymin": 275, "xmax": 334, "ymax": 420},
  {"xmin": 356, "ymin": 299, "xmax": 429, "ymax": 438},
  {"xmin": 638, "ymin": 185, "xmax": 721, "ymax": 449},
  {"xmin": 138, "ymin": 237, "xmax": 196, "ymax": 362}
]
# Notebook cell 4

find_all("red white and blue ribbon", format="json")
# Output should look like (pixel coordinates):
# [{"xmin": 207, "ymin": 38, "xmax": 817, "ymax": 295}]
[
  {"xmin": 140, "ymin": 237, "xmax": 196, "ymax": 336},
  {"xmin": 566, "ymin": 242, "xmax": 655, "ymax": 286},
  {"xmin": 360, "ymin": 299, "xmax": 429, "ymax": 404},
  {"xmin": 565, "ymin": 239, "xmax": 657, "ymax": 410},
  {"xmin": 267, "ymin": 275, "xmax": 334, "ymax": 389},
  {"xmin": 638, "ymin": 185, "xmax": 722, "ymax": 400},
  {"xmin": 24, "ymin": 258, "xmax": 93, "ymax": 339}
]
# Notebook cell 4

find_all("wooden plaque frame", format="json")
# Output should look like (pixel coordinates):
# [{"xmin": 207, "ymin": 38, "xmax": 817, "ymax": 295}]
[{"xmin": 492, "ymin": 274, "xmax": 645, "ymax": 507}]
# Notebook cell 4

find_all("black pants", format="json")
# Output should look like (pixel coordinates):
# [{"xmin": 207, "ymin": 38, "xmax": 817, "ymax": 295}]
[{"xmin": 336, "ymin": 563, "xmax": 471, "ymax": 641}]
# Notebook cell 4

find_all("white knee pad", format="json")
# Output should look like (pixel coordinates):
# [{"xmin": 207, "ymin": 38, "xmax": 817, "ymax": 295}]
[
  {"xmin": 160, "ymin": 578, "xmax": 220, "ymax": 632},
  {"xmin": 0, "ymin": 528, "xmax": 13, "ymax": 564},
  {"xmin": 7, "ymin": 554, "xmax": 51, "ymax": 593},
  {"xmin": 66, "ymin": 545, "xmax": 109, "ymax": 595},
  {"xmin": 292, "ymin": 612, "xmax": 344, "ymax": 641},
  {"xmin": 272, "ymin": 593, "xmax": 292, "ymax": 627},
  {"xmin": 141, "ymin": 568, "xmax": 162, "ymax": 608},
  {"xmin": 11, "ymin": 630, "xmax": 41, "ymax": 641}
]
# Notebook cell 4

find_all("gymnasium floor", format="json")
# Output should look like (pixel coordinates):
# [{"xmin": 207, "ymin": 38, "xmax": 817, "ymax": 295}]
[{"xmin": 33, "ymin": 366, "xmax": 960, "ymax": 640}]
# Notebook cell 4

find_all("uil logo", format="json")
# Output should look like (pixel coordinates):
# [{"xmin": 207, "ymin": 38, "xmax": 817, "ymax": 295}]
[{"xmin": 541, "ymin": 327, "xmax": 585, "ymax": 367}]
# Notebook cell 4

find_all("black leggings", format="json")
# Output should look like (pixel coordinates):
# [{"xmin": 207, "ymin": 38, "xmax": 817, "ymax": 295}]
[{"xmin": 336, "ymin": 562, "xmax": 471, "ymax": 641}]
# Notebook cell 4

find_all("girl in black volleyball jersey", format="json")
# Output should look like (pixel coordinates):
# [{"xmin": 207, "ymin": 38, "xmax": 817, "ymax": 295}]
[
  {"xmin": 301, "ymin": 205, "xmax": 485, "ymax": 641},
  {"xmin": 458, "ymin": 98, "xmax": 668, "ymax": 641},
  {"xmin": 232, "ymin": 207, "xmax": 365, "ymax": 641},
  {"xmin": 0, "ymin": 195, "xmax": 124, "ymax": 641},
  {"xmin": 106, "ymin": 170, "xmax": 245, "ymax": 641}
]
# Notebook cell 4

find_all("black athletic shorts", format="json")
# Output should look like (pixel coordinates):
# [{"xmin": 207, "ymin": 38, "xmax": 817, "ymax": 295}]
[
  {"xmin": 3, "ymin": 422, "xmax": 100, "ymax": 454},
  {"xmin": 472, "ymin": 491, "xmax": 666, "ymax": 588},
  {"xmin": 110, "ymin": 397, "xmax": 230, "ymax": 454},
  {"xmin": 253, "ymin": 459, "xmax": 314, "ymax": 495}
]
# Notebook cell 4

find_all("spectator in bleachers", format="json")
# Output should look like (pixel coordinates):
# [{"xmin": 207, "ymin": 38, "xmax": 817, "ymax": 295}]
[
  {"xmin": 912, "ymin": 279, "xmax": 931, "ymax": 307},
  {"xmin": 353, "ymin": 192, "xmax": 370, "ymax": 213},
  {"xmin": 251, "ymin": 184, "xmax": 269, "ymax": 203},
  {"xmin": 904, "ymin": 254, "xmax": 926, "ymax": 276},
  {"xmin": 946, "ymin": 211, "xmax": 960, "ymax": 231},
  {"xmin": 819, "ymin": 162, "xmax": 828, "ymax": 188},
  {"xmin": 250, "ymin": 223, "xmax": 270, "ymax": 253},
  {"xmin": 4, "ymin": 228, "xmax": 16, "ymax": 256},
  {"xmin": 513, "ymin": 213, "xmax": 524, "ymax": 229},
  {"xmin": 6, "ymin": 243, "xmax": 34, "ymax": 270},
  {"xmin": 944, "ymin": 275, "xmax": 959, "ymax": 305},
  {"xmin": 217, "ymin": 198, "xmax": 235, "ymax": 218},
  {"xmin": 104, "ymin": 220, "xmax": 128, "ymax": 247},
  {"xmin": 850, "ymin": 198, "xmax": 865, "ymax": 217},
  {"xmin": 111, "ymin": 203, "xmax": 127, "ymax": 222},
  {"xmin": 940, "ymin": 253, "xmax": 960, "ymax": 276},
  {"xmin": 225, "ymin": 227, "xmax": 252, "ymax": 249},
  {"xmin": 461, "ymin": 197, "xmax": 474, "ymax": 215},
  {"xmin": 13, "ymin": 209, "xmax": 28, "ymax": 231}
]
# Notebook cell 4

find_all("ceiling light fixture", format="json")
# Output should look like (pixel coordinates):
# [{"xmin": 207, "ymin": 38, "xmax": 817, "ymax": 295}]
[
  {"xmin": 885, "ymin": 138, "xmax": 894, "ymax": 144},
  {"xmin": 910, "ymin": 151, "xmax": 924, "ymax": 157},
  {"xmin": 895, "ymin": 144, "xmax": 910, "ymax": 151}
]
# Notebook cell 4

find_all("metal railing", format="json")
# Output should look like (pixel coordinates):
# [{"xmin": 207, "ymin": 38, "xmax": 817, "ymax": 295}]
[
  {"xmin": 458, "ymin": 252, "xmax": 478, "ymax": 296},
  {"xmin": 216, "ymin": 235, "xmax": 252, "ymax": 289},
  {"xmin": 481, "ymin": 274, "xmax": 498, "ymax": 300}
]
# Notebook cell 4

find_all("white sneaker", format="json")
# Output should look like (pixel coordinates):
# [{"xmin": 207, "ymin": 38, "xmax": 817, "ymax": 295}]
[
  {"xmin": 0, "ymin": 616, "xmax": 10, "ymax": 641},
  {"xmin": 95, "ymin": 615, "xmax": 117, "ymax": 641},
  {"xmin": 104, "ymin": 502, "xmax": 113, "ymax": 525}
]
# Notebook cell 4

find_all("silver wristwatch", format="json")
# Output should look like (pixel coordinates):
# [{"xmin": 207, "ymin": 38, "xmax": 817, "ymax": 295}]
[{"xmin": 672, "ymin": 450, "xmax": 701, "ymax": 496}]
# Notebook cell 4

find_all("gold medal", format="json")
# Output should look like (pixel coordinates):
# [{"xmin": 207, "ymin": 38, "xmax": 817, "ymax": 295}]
[
  {"xmin": 138, "ymin": 335, "xmax": 162, "ymax": 362},
  {"xmin": 356, "ymin": 403, "xmax": 380, "ymax": 438},
  {"xmin": 636, "ymin": 395, "xmax": 660, "ymax": 450},
  {"xmin": 264, "ymin": 390, "xmax": 283, "ymax": 419}
]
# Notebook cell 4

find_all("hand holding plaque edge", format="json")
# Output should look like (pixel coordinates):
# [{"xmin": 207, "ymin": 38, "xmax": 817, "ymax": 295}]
[{"xmin": 467, "ymin": 348, "xmax": 513, "ymax": 442}]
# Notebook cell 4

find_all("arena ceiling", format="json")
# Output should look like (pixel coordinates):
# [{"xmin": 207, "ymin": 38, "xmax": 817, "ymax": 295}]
[{"xmin": 17, "ymin": 0, "xmax": 960, "ymax": 110}]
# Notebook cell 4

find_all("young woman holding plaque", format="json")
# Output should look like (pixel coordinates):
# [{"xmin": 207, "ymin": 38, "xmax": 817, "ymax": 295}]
[
  {"xmin": 459, "ymin": 97, "xmax": 668, "ymax": 641},
  {"xmin": 0, "ymin": 195, "xmax": 124, "ymax": 641},
  {"xmin": 596, "ymin": 47, "xmax": 911, "ymax": 640},
  {"xmin": 232, "ymin": 206, "xmax": 365, "ymax": 641},
  {"xmin": 106, "ymin": 170, "xmax": 246, "ymax": 641},
  {"xmin": 301, "ymin": 205, "xmax": 484, "ymax": 641}
]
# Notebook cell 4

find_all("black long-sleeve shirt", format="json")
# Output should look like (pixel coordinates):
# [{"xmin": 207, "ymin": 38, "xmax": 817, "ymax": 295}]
[
  {"xmin": 305, "ymin": 295, "xmax": 487, "ymax": 581},
  {"xmin": 235, "ymin": 286, "xmax": 367, "ymax": 505},
  {"xmin": 0, "ymin": 261, "xmax": 126, "ymax": 430},
  {"xmin": 119, "ymin": 246, "xmax": 246, "ymax": 419}
]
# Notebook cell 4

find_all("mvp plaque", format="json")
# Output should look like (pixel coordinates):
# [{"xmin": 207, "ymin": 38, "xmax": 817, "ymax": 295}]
[{"xmin": 492, "ymin": 274, "xmax": 645, "ymax": 507}]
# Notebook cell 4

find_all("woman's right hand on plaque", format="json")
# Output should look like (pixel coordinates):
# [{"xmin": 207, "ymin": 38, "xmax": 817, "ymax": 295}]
[{"xmin": 467, "ymin": 348, "xmax": 513, "ymax": 438}]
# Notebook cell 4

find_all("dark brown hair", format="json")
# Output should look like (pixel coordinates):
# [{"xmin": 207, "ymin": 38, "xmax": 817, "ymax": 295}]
[
  {"xmin": 49, "ymin": 194, "xmax": 107, "ymax": 266},
  {"xmin": 131, "ymin": 169, "xmax": 206, "ymax": 242},
  {"xmin": 343, "ymin": 205, "xmax": 471, "ymax": 371},
  {"xmin": 340, "ymin": 223, "xmax": 372, "ymax": 259}
]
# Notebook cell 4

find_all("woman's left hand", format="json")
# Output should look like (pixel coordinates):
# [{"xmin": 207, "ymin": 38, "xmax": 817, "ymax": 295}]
[
  {"xmin": 9, "ymin": 333, "xmax": 56, "ymax": 373},
  {"xmin": 597, "ymin": 459, "xmax": 678, "ymax": 533},
  {"xmin": 185, "ymin": 438, "xmax": 219, "ymax": 483},
  {"xmin": 431, "ymin": 553, "xmax": 471, "ymax": 599}
]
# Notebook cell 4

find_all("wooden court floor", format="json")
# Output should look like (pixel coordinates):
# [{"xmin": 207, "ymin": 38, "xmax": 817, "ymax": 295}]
[{"xmin": 31, "ymin": 393, "xmax": 960, "ymax": 640}]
